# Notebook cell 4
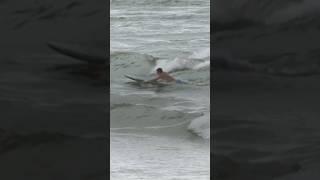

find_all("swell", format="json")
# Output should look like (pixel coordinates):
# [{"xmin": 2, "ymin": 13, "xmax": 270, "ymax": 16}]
[
  {"xmin": 188, "ymin": 112, "xmax": 210, "ymax": 139},
  {"xmin": 111, "ymin": 50, "xmax": 210, "ymax": 81},
  {"xmin": 112, "ymin": 0, "xmax": 206, "ymax": 7},
  {"xmin": 111, "ymin": 49, "xmax": 210, "ymax": 140},
  {"xmin": 110, "ymin": 95, "xmax": 207, "ymax": 139},
  {"xmin": 110, "ymin": 51, "xmax": 157, "ymax": 80},
  {"xmin": 111, "ymin": 102, "xmax": 210, "ymax": 139}
]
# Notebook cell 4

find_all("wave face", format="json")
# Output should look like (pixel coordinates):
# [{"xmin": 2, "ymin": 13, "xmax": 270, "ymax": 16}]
[{"xmin": 110, "ymin": 50, "xmax": 210, "ymax": 139}]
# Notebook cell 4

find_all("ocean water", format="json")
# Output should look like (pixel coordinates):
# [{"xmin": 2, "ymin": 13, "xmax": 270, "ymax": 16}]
[{"xmin": 110, "ymin": 0, "xmax": 210, "ymax": 179}]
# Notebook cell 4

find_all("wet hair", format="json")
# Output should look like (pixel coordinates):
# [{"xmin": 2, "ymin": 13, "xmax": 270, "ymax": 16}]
[{"xmin": 156, "ymin": 68, "xmax": 163, "ymax": 73}]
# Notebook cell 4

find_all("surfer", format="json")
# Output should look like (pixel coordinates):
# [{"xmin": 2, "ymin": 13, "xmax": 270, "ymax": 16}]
[{"xmin": 147, "ymin": 68, "xmax": 176, "ymax": 83}]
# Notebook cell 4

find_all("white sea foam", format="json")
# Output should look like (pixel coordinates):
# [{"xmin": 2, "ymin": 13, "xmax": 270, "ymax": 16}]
[
  {"xmin": 189, "ymin": 48, "xmax": 210, "ymax": 59},
  {"xmin": 193, "ymin": 60, "xmax": 210, "ymax": 70},
  {"xmin": 188, "ymin": 112, "xmax": 210, "ymax": 139},
  {"xmin": 153, "ymin": 57, "xmax": 195, "ymax": 73},
  {"xmin": 152, "ymin": 48, "xmax": 210, "ymax": 73}
]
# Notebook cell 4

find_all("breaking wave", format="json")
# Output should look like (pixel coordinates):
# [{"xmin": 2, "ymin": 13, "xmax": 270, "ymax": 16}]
[
  {"xmin": 152, "ymin": 48, "xmax": 210, "ymax": 73},
  {"xmin": 111, "ymin": 48, "xmax": 210, "ymax": 140}
]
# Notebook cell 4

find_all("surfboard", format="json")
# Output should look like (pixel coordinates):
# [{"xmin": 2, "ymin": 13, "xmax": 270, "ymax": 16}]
[
  {"xmin": 47, "ymin": 41, "xmax": 106, "ymax": 64},
  {"xmin": 124, "ymin": 75, "xmax": 146, "ymax": 83},
  {"xmin": 124, "ymin": 75, "xmax": 172, "ymax": 87}
]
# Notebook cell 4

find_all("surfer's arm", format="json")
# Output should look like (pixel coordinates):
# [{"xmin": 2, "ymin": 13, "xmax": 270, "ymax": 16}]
[{"xmin": 146, "ymin": 76, "xmax": 159, "ymax": 83}]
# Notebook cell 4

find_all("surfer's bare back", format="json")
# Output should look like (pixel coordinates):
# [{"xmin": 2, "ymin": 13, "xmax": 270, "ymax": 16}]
[{"xmin": 147, "ymin": 68, "xmax": 175, "ymax": 83}]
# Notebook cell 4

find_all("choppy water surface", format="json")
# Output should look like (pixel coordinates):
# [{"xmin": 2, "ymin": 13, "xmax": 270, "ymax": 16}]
[{"xmin": 110, "ymin": 0, "xmax": 210, "ymax": 179}]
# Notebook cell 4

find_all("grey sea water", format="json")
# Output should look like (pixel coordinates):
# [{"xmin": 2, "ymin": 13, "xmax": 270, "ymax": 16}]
[{"xmin": 110, "ymin": 0, "xmax": 210, "ymax": 179}]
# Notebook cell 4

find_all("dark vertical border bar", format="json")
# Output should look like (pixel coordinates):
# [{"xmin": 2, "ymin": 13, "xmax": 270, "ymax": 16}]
[
  {"xmin": 210, "ymin": 1, "xmax": 320, "ymax": 179},
  {"xmin": 107, "ymin": 0, "xmax": 111, "ymax": 178},
  {"xmin": 210, "ymin": 0, "xmax": 214, "ymax": 178},
  {"xmin": 0, "ymin": 0, "xmax": 109, "ymax": 179}
]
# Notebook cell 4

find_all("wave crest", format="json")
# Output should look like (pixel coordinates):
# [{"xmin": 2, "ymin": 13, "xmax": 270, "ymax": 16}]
[
  {"xmin": 152, "ymin": 48, "xmax": 210, "ymax": 73},
  {"xmin": 111, "ymin": 51, "xmax": 157, "ymax": 78},
  {"xmin": 188, "ymin": 112, "xmax": 210, "ymax": 139}
]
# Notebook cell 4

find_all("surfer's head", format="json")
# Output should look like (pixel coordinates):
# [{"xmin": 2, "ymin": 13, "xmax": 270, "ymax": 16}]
[{"xmin": 156, "ymin": 68, "xmax": 163, "ymax": 74}]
